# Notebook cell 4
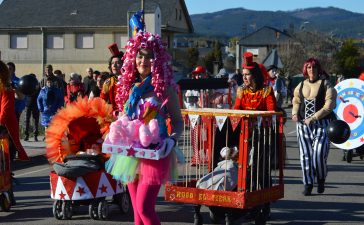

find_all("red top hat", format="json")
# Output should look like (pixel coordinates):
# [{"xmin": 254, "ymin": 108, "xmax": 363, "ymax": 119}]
[
  {"xmin": 242, "ymin": 52, "xmax": 255, "ymax": 69},
  {"xmin": 108, "ymin": 43, "xmax": 120, "ymax": 56}
]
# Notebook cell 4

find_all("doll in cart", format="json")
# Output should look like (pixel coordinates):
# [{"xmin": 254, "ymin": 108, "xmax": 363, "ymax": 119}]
[
  {"xmin": 45, "ymin": 97, "xmax": 131, "ymax": 220},
  {"xmin": 196, "ymin": 146, "xmax": 238, "ymax": 191}
]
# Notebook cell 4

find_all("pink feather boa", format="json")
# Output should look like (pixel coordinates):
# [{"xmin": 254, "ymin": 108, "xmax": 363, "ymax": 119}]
[{"xmin": 115, "ymin": 31, "xmax": 177, "ymax": 112}]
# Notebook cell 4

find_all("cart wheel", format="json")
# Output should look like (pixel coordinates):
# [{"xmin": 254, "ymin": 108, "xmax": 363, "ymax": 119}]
[
  {"xmin": 262, "ymin": 203, "xmax": 271, "ymax": 220},
  {"xmin": 194, "ymin": 205, "xmax": 203, "ymax": 225},
  {"xmin": 342, "ymin": 151, "xmax": 347, "ymax": 161},
  {"xmin": 98, "ymin": 199, "xmax": 109, "ymax": 220},
  {"xmin": 346, "ymin": 150, "xmax": 353, "ymax": 163},
  {"xmin": 0, "ymin": 193, "xmax": 11, "ymax": 212},
  {"xmin": 89, "ymin": 201, "xmax": 99, "ymax": 220},
  {"xmin": 254, "ymin": 204, "xmax": 269, "ymax": 225},
  {"xmin": 52, "ymin": 200, "xmax": 63, "ymax": 220},
  {"xmin": 62, "ymin": 201, "xmax": 72, "ymax": 220},
  {"xmin": 224, "ymin": 212, "xmax": 233, "ymax": 225},
  {"xmin": 114, "ymin": 191, "xmax": 131, "ymax": 214},
  {"xmin": 71, "ymin": 201, "xmax": 79, "ymax": 214},
  {"xmin": 209, "ymin": 210, "xmax": 220, "ymax": 224}
]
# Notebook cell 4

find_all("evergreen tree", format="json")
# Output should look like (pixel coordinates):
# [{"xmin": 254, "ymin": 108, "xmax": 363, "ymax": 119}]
[
  {"xmin": 187, "ymin": 47, "xmax": 199, "ymax": 71},
  {"xmin": 334, "ymin": 39, "xmax": 360, "ymax": 78}
]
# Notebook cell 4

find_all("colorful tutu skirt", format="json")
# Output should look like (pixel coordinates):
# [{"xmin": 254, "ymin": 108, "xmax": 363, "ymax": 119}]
[{"xmin": 105, "ymin": 151, "xmax": 178, "ymax": 185}]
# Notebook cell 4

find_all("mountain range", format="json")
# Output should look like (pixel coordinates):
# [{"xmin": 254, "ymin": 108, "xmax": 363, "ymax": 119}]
[{"xmin": 189, "ymin": 7, "xmax": 364, "ymax": 39}]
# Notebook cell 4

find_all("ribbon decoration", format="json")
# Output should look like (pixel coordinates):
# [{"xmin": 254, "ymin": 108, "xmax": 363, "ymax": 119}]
[
  {"xmin": 229, "ymin": 116, "xmax": 241, "ymax": 132},
  {"xmin": 188, "ymin": 114, "xmax": 200, "ymax": 129},
  {"xmin": 215, "ymin": 115, "xmax": 228, "ymax": 131}
]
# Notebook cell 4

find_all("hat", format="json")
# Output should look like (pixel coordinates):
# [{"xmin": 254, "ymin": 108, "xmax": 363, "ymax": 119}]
[
  {"xmin": 192, "ymin": 66, "xmax": 206, "ymax": 74},
  {"xmin": 359, "ymin": 72, "xmax": 364, "ymax": 81},
  {"xmin": 242, "ymin": 52, "xmax": 255, "ymax": 69},
  {"xmin": 220, "ymin": 146, "xmax": 238, "ymax": 158},
  {"xmin": 266, "ymin": 65, "xmax": 278, "ymax": 72},
  {"xmin": 108, "ymin": 43, "xmax": 120, "ymax": 57},
  {"xmin": 70, "ymin": 72, "xmax": 81, "ymax": 83}
]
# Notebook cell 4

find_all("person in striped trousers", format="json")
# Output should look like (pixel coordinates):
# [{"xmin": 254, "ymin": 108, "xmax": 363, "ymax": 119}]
[{"xmin": 292, "ymin": 58, "xmax": 337, "ymax": 196}]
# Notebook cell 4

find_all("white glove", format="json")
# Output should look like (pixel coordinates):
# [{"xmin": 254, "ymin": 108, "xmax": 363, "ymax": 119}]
[{"xmin": 159, "ymin": 138, "xmax": 176, "ymax": 159}]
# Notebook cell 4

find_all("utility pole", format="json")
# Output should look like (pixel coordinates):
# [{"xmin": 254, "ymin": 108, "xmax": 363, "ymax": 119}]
[{"xmin": 141, "ymin": 0, "xmax": 144, "ymax": 21}]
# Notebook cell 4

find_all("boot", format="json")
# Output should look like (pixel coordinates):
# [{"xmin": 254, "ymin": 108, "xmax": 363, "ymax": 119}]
[
  {"xmin": 302, "ymin": 184, "xmax": 313, "ymax": 196},
  {"xmin": 317, "ymin": 179, "xmax": 325, "ymax": 194},
  {"xmin": 24, "ymin": 135, "xmax": 29, "ymax": 141},
  {"xmin": 34, "ymin": 136, "xmax": 38, "ymax": 142}
]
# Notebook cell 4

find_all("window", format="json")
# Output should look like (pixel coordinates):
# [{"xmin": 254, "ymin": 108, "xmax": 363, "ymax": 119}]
[
  {"xmin": 114, "ymin": 33, "xmax": 128, "ymax": 49},
  {"xmin": 10, "ymin": 34, "xmax": 28, "ymax": 49},
  {"xmin": 76, "ymin": 33, "xmax": 94, "ymax": 49},
  {"xmin": 246, "ymin": 48, "xmax": 259, "ymax": 56},
  {"xmin": 47, "ymin": 34, "xmax": 64, "ymax": 49}
]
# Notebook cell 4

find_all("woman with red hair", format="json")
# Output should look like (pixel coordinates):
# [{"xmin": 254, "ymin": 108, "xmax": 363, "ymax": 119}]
[
  {"xmin": 292, "ymin": 58, "xmax": 337, "ymax": 196},
  {"xmin": 106, "ymin": 32, "xmax": 183, "ymax": 225}
]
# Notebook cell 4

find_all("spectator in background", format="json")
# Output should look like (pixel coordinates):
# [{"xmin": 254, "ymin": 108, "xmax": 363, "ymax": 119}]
[
  {"xmin": 93, "ymin": 70, "xmax": 101, "ymax": 82},
  {"xmin": 40, "ymin": 64, "xmax": 65, "ymax": 97},
  {"xmin": 213, "ymin": 54, "xmax": 243, "ymax": 108},
  {"xmin": 266, "ymin": 65, "xmax": 287, "ymax": 110},
  {"xmin": 89, "ymin": 73, "xmax": 107, "ymax": 99},
  {"xmin": 6, "ymin": 62, "xmax": 26, "ymax": 123},
  {"xmin": 65, "ymin": 73, "xmax": 85, "ymax": 104},
  {"xmin": 37, "ymin": 77, "xmax": 64, "ymax": 128},
  {"xmin": 83, "ymin": 67, "xmax": 95, "ymax": 97},
  {"xmin": 54, "ymin": 69, "xmax": 67, "ymax": 96},
  {"xmin": 24, "ymin": 74, "xmax": 40, "ymax": 142}
]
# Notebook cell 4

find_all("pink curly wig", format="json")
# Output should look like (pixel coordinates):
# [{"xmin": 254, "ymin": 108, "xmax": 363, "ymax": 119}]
[
  {"xmin": 115, "ymin": 32, "xmax": 177, "ymax": 111},
  {"xmin": 302, "ymin": 58, "xmax": 323, "ymax": 78}
]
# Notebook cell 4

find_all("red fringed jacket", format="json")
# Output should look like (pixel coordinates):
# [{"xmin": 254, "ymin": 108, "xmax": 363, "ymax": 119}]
[{"xmin": 234, "ymin": 86, "xmax": 277, "ymax": 111}]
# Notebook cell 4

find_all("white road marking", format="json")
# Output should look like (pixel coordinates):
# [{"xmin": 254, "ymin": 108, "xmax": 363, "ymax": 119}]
[{"xmin": 15, "ymin": 167, "xmax": 50, "ymax": 177}]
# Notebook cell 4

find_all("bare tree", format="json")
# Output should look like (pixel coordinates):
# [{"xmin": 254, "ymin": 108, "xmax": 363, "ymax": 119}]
[{"xmin": 278, "ymin": 30, "xmax": 339, "ymax": 77}]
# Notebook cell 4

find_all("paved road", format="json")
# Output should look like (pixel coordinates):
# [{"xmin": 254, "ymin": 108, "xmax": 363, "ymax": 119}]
[{"xmin": 1, "ymin": 107, "xmax": 364, "ymax": 224}]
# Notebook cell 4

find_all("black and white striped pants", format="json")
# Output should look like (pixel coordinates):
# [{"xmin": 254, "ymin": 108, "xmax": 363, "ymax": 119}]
[{"xmin": 296, "ymin": 119, "xmax": 330, "ymax": 185}]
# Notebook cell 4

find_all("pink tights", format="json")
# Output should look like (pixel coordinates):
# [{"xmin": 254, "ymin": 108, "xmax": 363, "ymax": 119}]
[{"xmin": 128, "ymin": 180, "xmax": 161, "ymax": 225}]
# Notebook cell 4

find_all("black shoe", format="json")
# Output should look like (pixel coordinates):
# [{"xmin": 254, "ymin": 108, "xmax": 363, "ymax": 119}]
[
  {"xmin": 317, "ymin": 179, "xmax": 325, "ymax": 194},
  {"xmin": 302, "ymin": 185, "xmax": 313, "ymax": 196},
  {"xmin": 24, "ymin": 135, "xmax": 29, "ymax": 141},
  {"xmin": 34, "ymin": 136, "xmax": 38, "ymax": 142}
]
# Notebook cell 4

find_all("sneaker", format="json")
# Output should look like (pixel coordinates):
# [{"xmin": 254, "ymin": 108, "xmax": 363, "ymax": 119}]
[
  {"xmin": 317, "ymin": 179, "xmax": 325, "ymax": 194},
  {"xmin": 24, "ymin": 135, "xmax": 29, "ymax": 141},
  {"xmin": 302, "ymin": 184, "xmax": 313, "ymax": 196},
  {"xmin": 34, "ymin": 136, "xmax": 38, "ymax": 142}
]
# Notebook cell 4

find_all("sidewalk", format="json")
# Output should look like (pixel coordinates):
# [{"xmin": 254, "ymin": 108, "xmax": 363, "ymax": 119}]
[{"xmin": 20, "ymin": 135, "xmax": 46, "ymax": 158}]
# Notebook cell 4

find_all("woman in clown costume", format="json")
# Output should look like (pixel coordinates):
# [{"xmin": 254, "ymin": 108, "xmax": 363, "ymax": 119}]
[{"xmin": 105, "ymin": 32, "xmax": 183, "ymax": 225}]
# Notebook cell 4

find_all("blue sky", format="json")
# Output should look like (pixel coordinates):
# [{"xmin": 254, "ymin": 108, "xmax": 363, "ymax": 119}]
[{"xmin": 185, "ymin": 0, "xmax": 364, "ymax": 15}]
